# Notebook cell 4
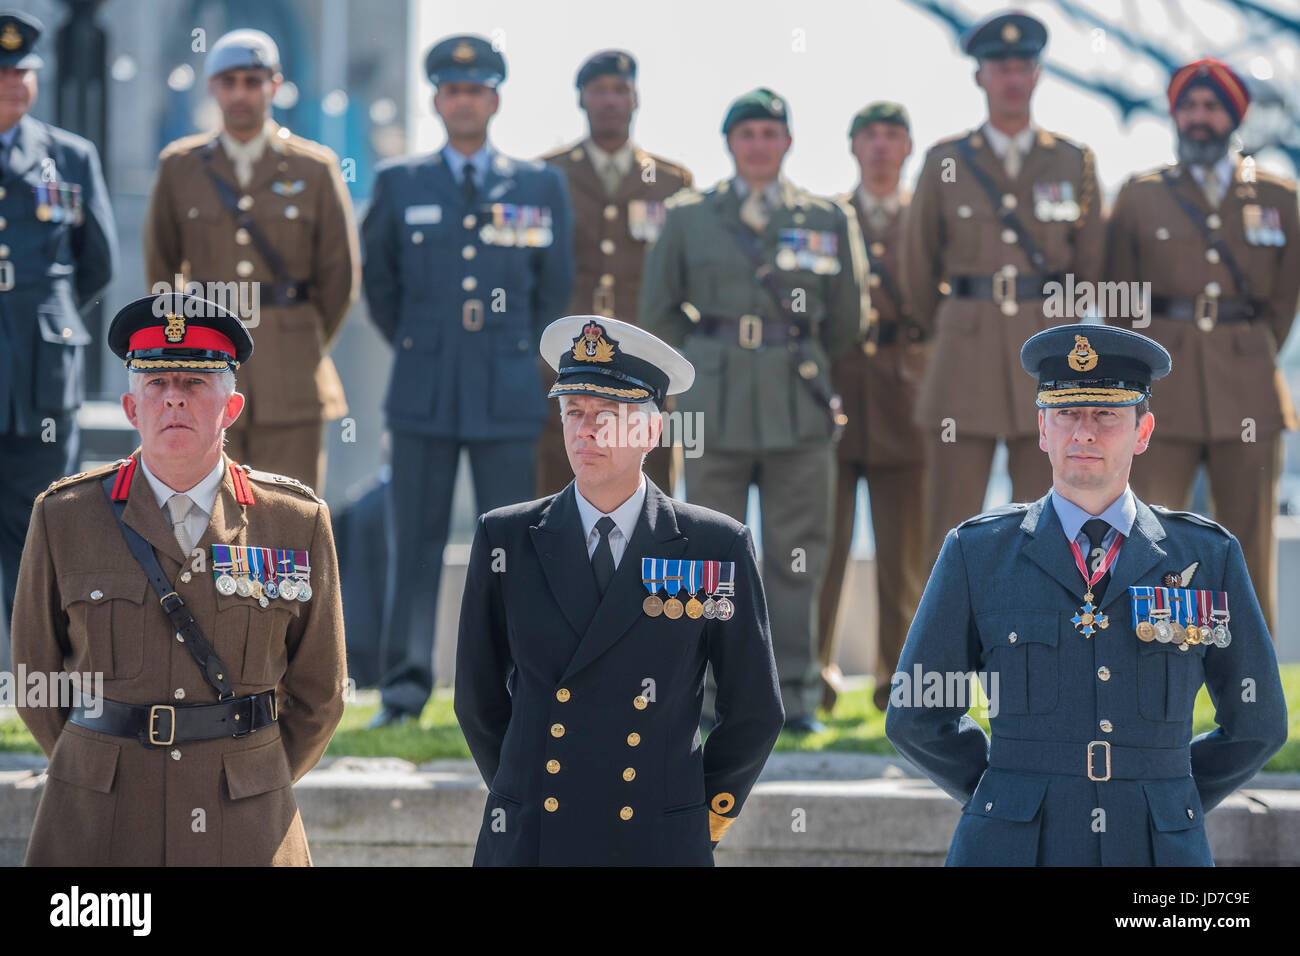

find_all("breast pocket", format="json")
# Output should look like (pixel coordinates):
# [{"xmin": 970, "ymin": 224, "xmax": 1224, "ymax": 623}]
[
  {"xmin": 1136, "ymin": 639, "xmax": 1208, "ymax": 722},
  {"xmin": 976, "ymin": 610, "xmax": 1060, "ymax": 715},
  {"xmin": 214, "ymin": 593, "xmax": 301, "ymax": 685},
  {"xmin": 60, "ymin": 570, "xmax": 149, "ymax": 680}
]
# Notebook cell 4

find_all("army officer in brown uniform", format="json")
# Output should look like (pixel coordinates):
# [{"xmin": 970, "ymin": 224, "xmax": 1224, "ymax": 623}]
[
  {"xmin": 901, "ymin": 11, "xmax": 1104, "ymax": 561},
  {"xmin": 12, "ymin": 293, "xmax": 347, "ymax": 866},
  {"xmin": 820, "ymin": 103, "xmax": 929, "ymax": 713},
  {"xmin": 142, "ymin": 29, "xmax": 360, "ymax": 491},
  {"xmin": 538, "ymin": 50, "xmax": 692, "ymax": 497},
  {"xmin": 1104, "ymin": 58, "xmax": 1300, "ymax": 633}
]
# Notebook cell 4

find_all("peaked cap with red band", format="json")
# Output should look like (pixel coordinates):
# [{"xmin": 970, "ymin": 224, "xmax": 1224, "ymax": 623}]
[
  {"xmin": 1168, "ymin": 58, "xmax": 1251, "ymax": 127},
  {"xmin": 108, "ymin": 292, "xmax": 253, "ymax": 372}
]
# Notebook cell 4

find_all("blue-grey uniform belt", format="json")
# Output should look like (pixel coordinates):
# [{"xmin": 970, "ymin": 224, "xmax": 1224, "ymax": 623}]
[{"xmin": 989, "ymin": 735, "xmax": 1192, "ymax": 781}]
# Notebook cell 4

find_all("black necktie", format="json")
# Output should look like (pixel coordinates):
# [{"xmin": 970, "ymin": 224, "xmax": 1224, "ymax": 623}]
[
  {"xmin": 591, "ymin": 516, "xmax": 616, "ymax": 597},
  {"xmin": 1082, "ymin": 518, "xmax": 1111, "ymax": 602},
  {"xmin": 461, "ymin": 167, "xmax": 478, "ymax": 207}
]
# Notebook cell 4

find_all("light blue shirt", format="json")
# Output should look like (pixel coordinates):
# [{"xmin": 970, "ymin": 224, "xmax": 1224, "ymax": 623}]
[
  {"xmin": 0, "ymin": 124, "xmax": 18, "ymax": 150},
  {"xmin": 574, "ymin": 474, "xmax": 646, "ymax": 571},
  {"xmin": 1051, "ymin": 486, "xmax": 1136, "ymax": 571},
  {"xmin": 442, "ymin": 142, "xmax": 493, "ymax": 188}
]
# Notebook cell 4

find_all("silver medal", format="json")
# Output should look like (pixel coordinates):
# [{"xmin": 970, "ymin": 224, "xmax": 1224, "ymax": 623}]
[
  {"xmin": 1154, "ymin": 619, "xmax": 1173, "ymax": 643},
  {"xmin": 278, "ymin": 579, "xmax": 299, "ymax": 601},
  {"xmin": 716, "ymin": 597, "xmax": 734, "ymax": 621},
  {"xmin": 296, "ymin": 580, "xmax": 312, "ymax": 602},
  {"xmin": 265, "ymin": 579, "xmax": 280, "ymax": 599},
  {"xmin": 236, "ymin": 577, "xmax": 253, "ymax": 598},
  {"xmin": 702, "ymin": 597, "xmax": 717, "ymax": 620},
  {"xmin": 258, "ymin": 595, "xmax": 269, "ymax": 608},
  {"xmin": 216, "ymin": 573, "xmax": 237, "ymax": 596}
]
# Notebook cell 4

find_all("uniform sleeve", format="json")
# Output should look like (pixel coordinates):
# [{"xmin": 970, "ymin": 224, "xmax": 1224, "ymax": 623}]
[
  {"xmin": 311, "ymin": 150, "xmax": 361, "ymax": 349},
  {"xmin": 1070, "ymin": 145, "xmax": 1105, "ymax": 285},
  {"xmin": 142, "ymin": 155, "xmax": 182, "ymax": 292},
  {"xmin": 531, "ymin": 167, "xmax": 576, "ymax": 342},
  {"xmin": 454, "ymin": 515, "xmax": 513, "ymax": 785},
  {"xmin": 278, "ymin": 502, "xmax": 348, "ymax": 783},
  {"xmin": 1263, "ymin": 184, "xmax": 1300, "ymax": 349},
  {"xmin": 70, "ymin": 140, "xmax": 117, "ymax": 310},
  {"xmin": 638, "ymin": 206, "xmax": 691, "ymax": 348},
  {"xmin": 1190, "ymin": 534, "xmax": 1288, "ymax": 812},
  {"xmin": 900, "ymin": 150, "xmax": 944, "ymax": 338},
  {"xmin": 1101, "ymin": 180, "xmax": 1142, "ymax": 294},
  {"xmin": 884, "ymin": 528, "xmax": 990, "ymax": 804},
  {"xmin": 11, "ymin": 497, "xmax": 72, "ymax": 757},
  {"xmin": 822, "ymin": 200, "xmax": 867, "ymax": 359},
  {"xmin": 360, "ymin": 168, "xmax": 402, "ymax": 344},
  {"xmin": 702, "ymin": 525, "xmax": 785, "ymax": 843}
]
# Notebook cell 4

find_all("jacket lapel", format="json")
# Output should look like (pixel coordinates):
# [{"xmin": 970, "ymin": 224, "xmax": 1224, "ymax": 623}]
[
  {"xmin": 609, "ymin": 146, "xmax": 647, "ymax": 204},
  {"xmin": 196, "ymin": 458, "xmax": 249, "ymax": 551},
  {"xmin": 480, "ymin": 150, "xmax": 517, "ymax": 203},
  {"xmin": 120, "ymin": 452, "xmax": 189, "ymax": 564},
  {"xmin": 242, "ymin": 126, "xmax": 290, "ymax": 197},
  {"xmin": 529, "ymin": 484, "xmax": 600, "ymax": 641},
  {"xmin": 5, "ymin": 114, "xmax": 46, "ymax": 180},
  {"xmin": 560, "ymin": 479, "xmax": 689, "ymax": 681},
  {"xmin": 1018, "ymin": 493, "xmax": 1087, "ymax": 601},
  {"xmin": 1099, "ymin": 499, "xmax": 1167, "ymax": 613}
]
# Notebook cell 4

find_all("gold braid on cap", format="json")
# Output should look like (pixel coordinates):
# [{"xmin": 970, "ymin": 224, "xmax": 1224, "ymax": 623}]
[
  {"xmin": 550, "ymin": 382, "xmax": 649, "ymax": 399},
  {"xmin": 1038, "ymin": 386, "xmax": 1143, "ymax": 405},
  {"xmin": 126, "ymin": 359, "xmax": 238, "ymax": 370}
]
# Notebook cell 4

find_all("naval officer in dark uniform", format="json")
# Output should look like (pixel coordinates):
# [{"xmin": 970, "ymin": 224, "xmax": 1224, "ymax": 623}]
[
  {"xmin": 455, "ymin": 315, "xmax": 784, "ymax": 865},
  {"xmin": 362, "ymin": 34, "xmax": 574, "ymax": 725},
  {"xmin": 886, "ymin": 324, "xmax": 1287, "ymax": 865},
  {"xmin": 0, "ymin": 11, "xmax": 116, "ymax": 634}
]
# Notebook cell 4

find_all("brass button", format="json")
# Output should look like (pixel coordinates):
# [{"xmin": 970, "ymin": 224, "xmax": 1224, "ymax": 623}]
[
  {"xmin": 0, "ymin": 186, "xmax": 6, "ymax": 199},
  {"xmin": 235, "ymin": 228, "xmax": 251, "ymax": 245},
  {"xmin": 175, "ymin": 632, "xmax": 185, "ymax": 643},
  {"xmin": 411, "ymin": 231, "xmax": 424, "ymax": 244},
  {"xmin": 619, "ymin": 806, "xmax": 633, "ymax": 821},
  {"xmin": 237, "ymin": 195, "xmax": 254, "ymax": 211},
  {"xmin": 600, "ymin": 238, "xmax": 616, "ymax": 255},
  {"xmin": 236, "ymin": 260, "xmax": 254, "ymax": 277},
  {"xmin": 0, "ymin": 244, "xmax": 9, "ymax": 258},
  {"xmin": 1001, "ymin": 228, "xmax": 1017, "ymax": 244},
  {"xmin": 402, "ymin": 337, "xmax": 414, "ymax": 350},
  {"xmin": 462, "ymin": 244, "xmax": 476, "ymax": 260},
  {"xmin": 170, "ymin": 749, "xmax": 181, "ymax": 760},
  {"xmin": 1099, "ymin": 719, "xmax": 1113, "ymax": 733},
  {"xmin": 957, "ymin": 204, "xmax": 973, "ymax": 218},
  {"xmin": 1008, "ymin": 632, "xmax": 1017, "ymax": 643},
  {"xmin": 622, "ymin": 767, "xmax": 636, "ymax": 782},
  {"xmin": 0, "ymin": 216, "xmax": 7, "ymax": 229},
  {"xmin": 1206, "ymin": 213, "xmax": 1222, "ymax": 230},
  {"xmin": 550, "ymin": 722, "xmax": 565, "ymax": 738},
  {"xmin": 870, "ymin": 241, "xmax": 885, "ymax": 257},
  {"xmin": 555, "ymin": 687, "xmax": 571, "ymax": 703},
  {"xmin": 868, "ymin": 274, "xmax": 881, "ymax": 288},
  {"xmin": 90, "ymin": 589, "xmax": 104, "ymax": 601},
  {"xmin": 1155, "ymin": 226, "xmax": 1170, "ymax": 240},
  {"xmin": 1097, "ymin": 666, "xmax": 1111, "ymax": 681},
  {"xmin": 187, "ymin": 206, "xmax": 199, "ymax": 219},
  {"xmin": 462, "ymin": 214, "xmax": 477, "ymax": 228},
  {"xmin": 180, "ymin": 571, "xmax": 192, "ymax": 583},
  {"xmin": 462, "ymin": 276, "xmax": 477, "ymax": 291},
  {"xmin": 1186, "ymin": 808, "xmax": 1194, "ymax": 820},
  {"xmin": 603, "ymin": 204, "xmax": 619, "ymax": 220},
  {"xmin": 546, "ymin": 759, "xmax": 561, "ymax": 774},
  {"xmin": 284, "ymin": 205, "xmax": 299, "ymax": 220},
  {"xmin": 626, "ymin": 732, "xmax": 641, "ymax": 747},
  {"xmin": 633, "ymin": 695, "xmax": 648, "ymax": 711},
  {"xmin": 599, "ymin": 273, "xmax": 615, "ymax": 287},
  {"xmin": 985, "ymin": 801, "xmax": 993, "ymax": 812},
  {"xmin": 174, "ymin": 688, "xmax": 185, "ymax": 700},
  {"xmin": 544, "ymin": 797, "xmax": 559, "ymax": 812},
  {"xmin": 1204, "ymin": 281, "xmax": 1221, "ymax": 297},
  {"xmin": 867, "ymin": 308, "xmax": 880, "ymax": 321},
  {"xmin": 1001, "ymin": 193, "xmax": 1017, "ymax": 210},
  {"xmin": 1205, "ymin": 248, "xmax": 1220, "ymax": 264},
  {"xmin": 61, "ymin": 327, "xmax": 72, "ymax": 339}
]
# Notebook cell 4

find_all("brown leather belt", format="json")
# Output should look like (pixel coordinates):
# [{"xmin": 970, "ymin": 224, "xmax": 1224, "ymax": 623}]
[
  {"xmin": 695, "ymin": 313, "xmax": 812, "ymax": 349},
  {"xmin": 69, "ymin": 691, "xmax": 278, "ymax": 748},
  {"xmin": 1149, "ymin": 294, "xmax": 1259, "ymax": 327}
]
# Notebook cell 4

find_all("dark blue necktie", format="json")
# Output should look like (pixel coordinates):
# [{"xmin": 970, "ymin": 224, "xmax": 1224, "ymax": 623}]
[
  {"xmin": 591, "ymin": 516, "xmax": 616, "ymax": 596},
  {"xmin": 1082, "ymin": 518, "xmax": 1111, "ymax": 602}
]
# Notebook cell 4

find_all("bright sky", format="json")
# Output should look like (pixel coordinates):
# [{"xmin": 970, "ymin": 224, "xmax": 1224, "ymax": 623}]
[{"xmin": 408, "ymin": 0, "xmax": 1297, "ymax": 203}]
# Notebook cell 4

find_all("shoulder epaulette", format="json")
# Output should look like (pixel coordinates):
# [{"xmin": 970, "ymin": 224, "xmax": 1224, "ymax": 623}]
[
  {"xmin": 242, "ymin": 465, "xmax": 321, "ymax": 502},
  {"xmin": 158, "ymin": 131, "xmax": 215, "ymax": 160},
  {"xmin": 45, "ymin": 459, "xmax": 125, "ymax": 496},
  {"xmin": 1149, "ymin": 505, "xmax": 1231, "ymax": 536},
  {"xmin": 957, "ymin": 503, "xmax": 1029, "ymax": 529},
  {"xmin": 227, "ymin": 461, "xmax": 256, "ymax": 505}
]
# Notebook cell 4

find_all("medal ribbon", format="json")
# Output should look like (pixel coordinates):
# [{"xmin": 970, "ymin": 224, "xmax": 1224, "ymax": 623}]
[
  {"xmin": 716, "ymin": 562, "xmax": 736, "ymax": 596},
  {"xmin": 1130, "ymin": 585, "xmax": 1153, "ymax": 630},
  {"xmin": 702, "ymin": 561, "xmax": 719, "ymax": 594},
  {"xmin": 262, "ymin": 547, "xmax": 276, "ymax": 587},
  {"xmin": 293, "ymin": 549, "xmax": 310, "ymax": 582},
  {"xmin": 248, "ymin": 547, "xmax": 263, "ymax": 586},
  {"xmin": 686, "ymin": 561, "xmax": 699, "ymax": 596},
  {"xmin": 1154, "ymin": 586, "xmax": 1167, "ymax": 620},
  {"xmin": 278, "ymin": 550, "xmax": 294, "ymax": 579},
  {"xmin": 641, "ymin": 558, "xmax": 660, "ymax": 597},
  {"xmin": 662, "ymin": 560, "xmax": 682, "ymax": 596},
  {"xmin": 1198, "ymin": 589, "xmax": 1211, "ymax": 629},
  {"xmin": 212, "ymin": 544, "xmax": 232, "ymax": 572},
  {"xmin": 232, "ymin": 546, "xmax": 248, "ymax": 578},
  {"xmin": 1211, "ymin": 590, "xmax": 1229, "ymax": 622},
  {"xmin": 1182, "ymin": 589, "xmax": 1197, "ymax": 628},
  {"xmin": 1068, "ymin": 533, "xmax": 1123, "ymax": 595}
]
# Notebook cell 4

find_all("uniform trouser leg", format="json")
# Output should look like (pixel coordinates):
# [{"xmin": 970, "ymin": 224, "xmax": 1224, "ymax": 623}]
[
  {"xmin": 377, "ymin": 432, "xmax": 460, "ymax": 715},
  {"xmin": 224, "ymin": 419, "xmax": 327, "ymax": 492},
  {"xmin": 864, "ymin": 460, "xmax": 928, "ymax": 708},
  {"xmin": 818, "ymin": 458, "xmax": 864, "ymax": 708},
  {"xmin": 0, "ymin": 418, "xmax": 78, "ymax": 668},
  {"xmin": 1205, "ymin": 435, "xmax": 1282, "ymax": 635},
  {"xmin": 1005, "ymin": 435, "xmax": 1055, "ymax": 504},
  {"xmin": 925, "ymin": 435, "xmax": 997, "ymax": 563},
  {"xmin": 468, "ymin": 437, "xmax": 538, "ymax": 514}
]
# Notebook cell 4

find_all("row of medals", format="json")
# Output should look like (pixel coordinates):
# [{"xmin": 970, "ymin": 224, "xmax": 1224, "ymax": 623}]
[
  {"xmin": 643, "ymin": 591, "xmax": 734, "ymax": 621},
  {"xmin": 216, "ymin": 571, "xmax": 311, "ymax": 608},
  {"xmin": 1135, "ymin": 615, "xmax": 1232, "ymax": 648}
]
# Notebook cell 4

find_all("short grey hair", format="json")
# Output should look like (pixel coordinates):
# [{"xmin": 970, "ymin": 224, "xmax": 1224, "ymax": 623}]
[{"xmin": 129, "ymin": 368, "xmax": 236, "ymax": 397}]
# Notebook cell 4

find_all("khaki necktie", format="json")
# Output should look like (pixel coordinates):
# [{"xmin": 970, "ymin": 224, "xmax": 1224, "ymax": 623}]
[
  {"xmin": 740, "ymin": 190, "xmax": 771, "ymax": 233},
  {"xmin": 1003, "ymin": 143, "xmax": 1022, "ymax": 179},
  {"xmin": 166, "ymin": 494, "xmax": 196, "ymax": 555},
  {"xmin": 597, "ymin": 157, "xmax": 622, "ymax": 197},
  {"xmin": 1201, "ymin": 167, "xmax": 1221, "ymax": 208}
]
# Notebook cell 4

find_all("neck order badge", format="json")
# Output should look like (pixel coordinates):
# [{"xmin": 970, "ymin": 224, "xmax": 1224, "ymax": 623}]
[{"xmin": 1068, "ymin": 533, "xmax": 1123, "ymax": 637}]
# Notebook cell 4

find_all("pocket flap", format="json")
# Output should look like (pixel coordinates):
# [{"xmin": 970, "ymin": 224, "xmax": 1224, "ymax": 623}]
[
  {"xmin": 60, "ymin": 570, "xmax": 149, "ymax": 610},
  {"xmin": 1142, "ymin": 778, "xmax": 1203, "ymax": 832},
  {"xmin": 37, "ymin": 308, "xmax": 92, "ymax": 346},
  {"xmin": 964, "ymin": 768, "xmax": 1049, "ymax": 822},
  {"xmin": 47, "ymin": 731, "xmax": 121, "ymax": 793},
  {"xmin": 223, "ymin": 739, "xmax": 292, "ymax": 800},
  {"xmin": 976, "ymin": 610, "xmax": 1060, "ymax": 651}
]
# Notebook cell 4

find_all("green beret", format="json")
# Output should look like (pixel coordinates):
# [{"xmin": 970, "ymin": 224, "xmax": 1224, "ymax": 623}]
[
  {"xmin": 849, "ymin": 102, "xmax": 910, "ymax": 137},
  {"xmin": 722, "ymin": 88, "xmax": 790, "ymax": 135}
]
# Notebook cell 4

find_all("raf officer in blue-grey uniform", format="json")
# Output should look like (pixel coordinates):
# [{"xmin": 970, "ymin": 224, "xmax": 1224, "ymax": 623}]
[
  {"xmin": 886, "ymin": 324, "xmax": 1287, "ymax": 866},
  {"xmin": 0, "ymin": 11, "xmax": 117, "ymax": 632},
  {"xmin": 362, "ymin": 35, "xmax": 574, "ymax": 725},
  {"xmin": 455, "ymin": 315, "xmax": 783, "ymax": 865}
]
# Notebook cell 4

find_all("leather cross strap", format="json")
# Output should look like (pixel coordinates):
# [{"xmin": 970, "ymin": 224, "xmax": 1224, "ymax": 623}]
[
  {"xmin": 100, "ymin": 474, "xmax": 235, "ymax": 700},
  {"xmin": 201, "ymin": 142, "xmax": 298, "ymax": 291},
  {"xmin": 1159, "ymin": 168, "xmax": 1256, "ymax": 312},
  {"xmin": 955, "ymin": 134, "xmax": 1050, "ymax": 273}
]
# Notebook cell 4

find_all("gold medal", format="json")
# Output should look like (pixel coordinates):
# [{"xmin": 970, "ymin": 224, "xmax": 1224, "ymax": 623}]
[
  {"xmin": 642, "ymin": 595, "xmax": 664, "ymax": 617},
  {"xmin": 1136, "ymin": 620, "xmax": 1156, "ymax": 642},
  {"xmin": 1185, "ymin": 625, "xmax": 1202, "ymax": 645},
  {"xmin": 663, "ymin": 597, "xmax": 684, "ymax": 619},
  {"xmin": 685, "ymin": 596, "xmax": 703, "ymax": 619}
]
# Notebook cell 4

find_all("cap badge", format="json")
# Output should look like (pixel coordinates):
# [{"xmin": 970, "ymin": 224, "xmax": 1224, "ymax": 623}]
[
  {"xmin": 573, "ymin": 320, "xmax": 616, "ymax": 364},
  {"xmin": 1067, "ymin": 334, "xmax": 1099, "ymax": 372},
  {"xmin": 0, "ymin": 24, "xmax": 22, "ymax": 51},
  {"xmin": 617, "ymin": 54, "xmax": 630, "ymax": 72},
  {"xmin": 164, "ymin": 313, "xmax": 187, "ymax": 344},
  {"xmin": 452, "ymin": 41, "xmax": 475, "ymax": 63},
  {"xmin": 771, "ymin": 96, "xmax": 784, "ymax": 114},
  {"xmin": 1002, "ymin": 22, "xmax": 1021, "ymax": 43}
]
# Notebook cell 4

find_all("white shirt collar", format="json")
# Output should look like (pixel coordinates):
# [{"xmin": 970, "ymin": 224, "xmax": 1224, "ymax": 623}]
[
  {"xmin": 1188, "ymin": 154, "xmax": 1235, "ymax": 188},
  {"xmin": 982, "ymin": 121, "xmax": 1038, "ymax": 159},
  {"xmin": 574, "ymin": 474, "xmax": 647, "ymax": 545},
  {"xmin": 220, "ymin": 118, "xmax": 273, "ymax": 165},
  {"xmin": 585, "ymin": 137, "xmax": 636, "ymax": 178},
  {"xmin": 856, "ymin": 185, "xmax": 901, "ymax": 217},
  {"xmin": 732, "ymin": 176, "xmax": 783, "ymax": 206},
  {"xmin": 138, "ymin": 455, "xmax": 226, "ymax": 517}
]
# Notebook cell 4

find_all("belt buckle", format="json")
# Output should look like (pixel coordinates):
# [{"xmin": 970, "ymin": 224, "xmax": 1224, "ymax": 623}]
[
  {"xmin": 1194, "ymin": 293, "xmax": 1218, "ymax": 332},
  {"xmin": 269, "ymin": 691, "xmax": 278, "ymax": 722},
  {"xmin": 148, "ymin": 704, "xmax": 176, "ymax": 747},
  {"xmin": 462, "ymin": 299, "xmax": 484, "ymax": 332},
  {"xmin": 992, "ymin": 266, "xmax": 1019, "ymax": 316},
  {"xmin": 1086, "ymin": 740, "xmax": 1111, "ymax": 781},
  {"xmin": 738, "ymin": 314, "xmax": 763, "ymax": 349}
]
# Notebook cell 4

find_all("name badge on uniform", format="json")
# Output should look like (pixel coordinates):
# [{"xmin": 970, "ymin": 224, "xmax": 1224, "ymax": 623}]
[
  {"xmin": 404, "ymin": 204, "xmax": 443, "ymax": 225},
  {"xmin": 34, "ymin": 180, "xmax": 84, "ymax": 226},
  {"xmin": 775, "ymin": 228, "xmax": 840, "ymax": 275},
  {"xmin": 1032, "ymin": 181, "xmax": 1079, "ymax": 222},
  {"xmin": 627, "ymin": 199, "xmax": 666, "ymax": 243},
  {"xmin": 479, "ymin": 203, "xmax": 553, "ymax": 248},
  {"xmin": 1242, "ymin": 204, "xmax": 1286, "ymax": 247}
]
